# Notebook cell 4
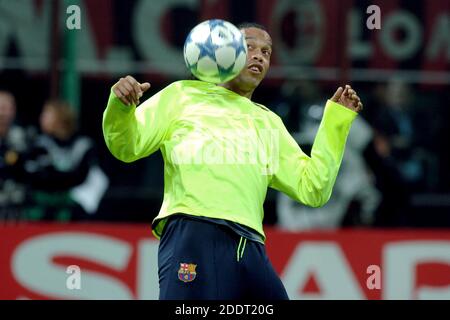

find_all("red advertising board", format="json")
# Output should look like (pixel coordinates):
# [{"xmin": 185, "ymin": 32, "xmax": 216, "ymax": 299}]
[
  {"xmin": 1, "ymin": 0, "xmax": 448, "ymax": 83},
  {"xmin": 0, "ymin": 223, "xmax": 449, "ymax": 300}
]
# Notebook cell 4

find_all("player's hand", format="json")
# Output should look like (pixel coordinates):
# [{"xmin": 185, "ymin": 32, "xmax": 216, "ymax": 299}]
[
  {"xmin": 112, "ymin": 75, "xmax": 151, "ymax": 106},
  {"xmin": 330, "ymin": 85, "xmax": 363, "ymax": 113}
]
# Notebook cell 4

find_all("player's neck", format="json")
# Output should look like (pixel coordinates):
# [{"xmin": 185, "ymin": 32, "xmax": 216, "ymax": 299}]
[{"xmin": 220, "ymin": 83, "xmax": 254, "ymax": 100}]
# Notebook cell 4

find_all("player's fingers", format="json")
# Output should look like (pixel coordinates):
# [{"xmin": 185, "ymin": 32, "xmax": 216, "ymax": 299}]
[
  {"xmin": 343, "ymin": 85, "xmax": 351, "ymax": 97},
  {"xmin": 115, "ymin": 85, "xmax": 132, "ymax": 105},
  {"xmin": 112, "ymin": 85, "xmax": 125, "ymax": 103},
  {"xmin": 331, "ymin": 87, "xmax": 343, "ymax": 102},
  {"xmin": 114, "ymin": 89, "xmax": 129, "ymax": 106},
  {"xmin": 130, "ymin": 80, "xmax": 142, "ymax": 104},
  {"xmin": 121, "ymin": 80, "xmax": 137, "ymax": 103},
  {"xmin": 124, "ymin": 77, "xmax": 139, "ymax": 104},
  {"xmin": 345, "ymin": 85, "xmax": 352, "ymax": 93},
  {"xmin": 124, "ymin": 76, "xmax": 139, "ymax": 99},
  {"xmin": 125, "ymin": 75, "xmax": 137, "ymax": 84},
  {"xmin": 140, "ymin": 82, "xmax": 151, "ymax": 93}
]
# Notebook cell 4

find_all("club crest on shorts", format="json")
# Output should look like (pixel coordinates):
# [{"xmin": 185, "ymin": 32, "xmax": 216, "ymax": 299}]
[{"xmin": 178, "ymin": 263, "xmax": 197, "ymax": 282}]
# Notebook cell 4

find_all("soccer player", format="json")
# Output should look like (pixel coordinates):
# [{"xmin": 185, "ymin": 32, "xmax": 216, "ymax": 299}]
[{"xmin": 102, "ymin": 23, "xmax": 363, "ymax": 299}]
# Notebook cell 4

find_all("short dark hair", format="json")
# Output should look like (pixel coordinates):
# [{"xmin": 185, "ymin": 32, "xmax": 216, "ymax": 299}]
[{"xmin": 236, "ymin": 22, "xmax": 268, "ymax": 32}]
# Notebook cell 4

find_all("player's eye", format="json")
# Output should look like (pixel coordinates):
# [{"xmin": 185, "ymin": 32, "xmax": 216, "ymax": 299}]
[{"xmin": 262, "ymin": 49, "xmax": 272, "ymax": 56}]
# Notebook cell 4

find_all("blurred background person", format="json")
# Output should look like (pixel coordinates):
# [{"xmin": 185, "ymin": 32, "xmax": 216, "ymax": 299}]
[
  {"xmin": 272, "ymin": 79, "xmax": 324, "ymax": 133},
  {"xmin": 0, "ymin": 90, "xmax": 32, "ymax": 223},
  {"xmin": 365, "ymin": 79, "xmax": 439, "ymax": 226},
  {"xmin": 276, "ymin": 82, "xmax": 380, "ymax": 230},
  {"xmin": 18, "ymin": 100, "xmax": 109, "ymax": 222}
]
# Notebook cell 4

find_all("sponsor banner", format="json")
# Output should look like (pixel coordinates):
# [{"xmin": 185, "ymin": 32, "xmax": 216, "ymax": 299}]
[
  {"xmin": 0, "ymin": 223, "xmax": 449, "ymax": 299},
  {"xmin": 0, "ymin": 0, "xmax": 448, "ymax": 82}
]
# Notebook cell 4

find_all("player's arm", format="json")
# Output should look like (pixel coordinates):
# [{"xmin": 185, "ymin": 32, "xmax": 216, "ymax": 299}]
[
  {"xmin": 269, "ymin": 85, "xmax": 362, "ymax": 207},
  {"xmin": 102, "ymin": 75, "xmax": 173, "ymax": 163}
]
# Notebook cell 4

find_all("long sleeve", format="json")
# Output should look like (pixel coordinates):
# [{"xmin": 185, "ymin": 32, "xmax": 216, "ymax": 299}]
[
  {"xmin": 102, "ymin": 83, "xmax": 177, "ymax": 163},
  {"xmin": 269, "ymin": 99, "xmax": 357, "ymax": 207}
]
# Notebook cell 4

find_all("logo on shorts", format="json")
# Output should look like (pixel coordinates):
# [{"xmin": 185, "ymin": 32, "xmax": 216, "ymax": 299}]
[{"xmin": 178, "ymin": 263, "xmax": 197, "ymax": 282}]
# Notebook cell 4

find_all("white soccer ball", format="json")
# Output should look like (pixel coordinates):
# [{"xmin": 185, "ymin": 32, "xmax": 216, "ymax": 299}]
[{"xmin": 183, "ymin": 19, "xmax": 248, "ymax": 84}]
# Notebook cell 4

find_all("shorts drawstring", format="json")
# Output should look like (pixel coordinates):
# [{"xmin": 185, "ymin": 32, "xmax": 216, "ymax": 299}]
[{"xmin": 236, "ymin": 236, "xmax": 247, "ymax": 262}]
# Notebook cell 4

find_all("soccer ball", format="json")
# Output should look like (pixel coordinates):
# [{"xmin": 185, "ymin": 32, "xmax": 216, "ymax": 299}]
[{"xmin": 183, "ymin": 19, "xmax": 248, "ymax": 84}]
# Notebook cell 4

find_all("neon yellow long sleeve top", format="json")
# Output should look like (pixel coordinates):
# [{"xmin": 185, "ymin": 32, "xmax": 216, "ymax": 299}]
[{"xmin": 102, "ymin": 80, "xmax": 357, "ymax": 241}]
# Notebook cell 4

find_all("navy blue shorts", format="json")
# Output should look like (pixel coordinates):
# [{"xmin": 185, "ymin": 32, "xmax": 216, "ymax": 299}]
[{"xmin": 158, "ymin": 215, "xmax": 289, "ymax": 300}]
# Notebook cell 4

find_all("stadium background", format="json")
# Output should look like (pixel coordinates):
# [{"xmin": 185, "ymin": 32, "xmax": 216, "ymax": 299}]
[{"xmin": 0, "ymin": 0, "xmax": 449, "ymax": 299}]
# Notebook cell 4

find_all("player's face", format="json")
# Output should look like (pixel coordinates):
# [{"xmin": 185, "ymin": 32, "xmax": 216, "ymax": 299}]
[{"xmin": 228, "ymin": 27, "xmax": 272, "ymax": 90}]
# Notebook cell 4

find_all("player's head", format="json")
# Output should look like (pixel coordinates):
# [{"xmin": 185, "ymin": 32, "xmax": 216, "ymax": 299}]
[
  {"xmin": 0, "ymin": 90, "xmax": 16, "ymax": 136},
  {"xmin": 222, "ymin": 23, "xmax": 272, "ymax": 98},
  {"xmin": 40, "ymin": 99, "xmax": 77, "ymax": 139}
]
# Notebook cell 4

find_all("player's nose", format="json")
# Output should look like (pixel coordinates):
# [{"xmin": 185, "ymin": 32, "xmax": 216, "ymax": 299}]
[{"xmin": 250, "ymin": 51, "xmax": 264, "ymax": 63}]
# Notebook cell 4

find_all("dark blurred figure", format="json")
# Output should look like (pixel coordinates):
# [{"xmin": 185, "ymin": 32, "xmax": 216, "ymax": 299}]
[
  {"xmin": 273, "ymin": 79, "xmax": 323, "ymax": 133},
  {"xmin": 366, "ymin": 79, "xmax": 435, "ymax": 226},
  {"xmin": 275, "ymin": 81, "xmax": 380, "ymax": 230},
  {"xmin": 0, "ymin": 91, "xmax": 32, "ymax": 223},
  {"xmin": 20, "ymin": 100, "xmax": 109, "ymax": 221}
]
